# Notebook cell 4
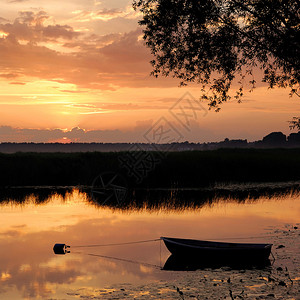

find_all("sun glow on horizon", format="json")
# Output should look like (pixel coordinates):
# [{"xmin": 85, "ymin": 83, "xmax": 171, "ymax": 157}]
[{"xmin": 0, "ymin": 1, "xmax": 298, "ymax": 143}]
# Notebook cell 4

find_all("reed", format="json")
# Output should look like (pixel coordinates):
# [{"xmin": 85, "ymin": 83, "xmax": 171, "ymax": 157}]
[{"xmin": 0, "ymin": 149, "xmax": 299, "ymax": 187}]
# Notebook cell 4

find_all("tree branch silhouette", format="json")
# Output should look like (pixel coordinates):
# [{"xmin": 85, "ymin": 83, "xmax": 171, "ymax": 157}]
[{"xmin": 133, "ymin": 0, "xmax": 299, "ymax": 112}]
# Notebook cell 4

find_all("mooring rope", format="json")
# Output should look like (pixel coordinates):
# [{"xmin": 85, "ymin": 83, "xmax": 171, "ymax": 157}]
[
  {"xmin": 160, "ymin": 239, "xmax": 162, "ymax": 268},
  {"xmin": 72, "ymin": 251, "xmax": 161, "ymax": 269},
  {"xmin": 70, "ymin": 233, "xmax": 279, "ymax": 250},
  {"xmin": 72, "ymin": 238, "xmax": 161, "ymax": 248}
]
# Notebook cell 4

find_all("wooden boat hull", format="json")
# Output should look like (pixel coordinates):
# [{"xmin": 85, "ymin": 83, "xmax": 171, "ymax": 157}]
[{"xmin": 161, "ymin": 237, "xmax": 272, "ymax": 262}]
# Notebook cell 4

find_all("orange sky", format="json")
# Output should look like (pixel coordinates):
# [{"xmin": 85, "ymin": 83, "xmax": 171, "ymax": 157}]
[{"xmin": 0, "ymin": 0, "xmax": 299, "ymax": 143}]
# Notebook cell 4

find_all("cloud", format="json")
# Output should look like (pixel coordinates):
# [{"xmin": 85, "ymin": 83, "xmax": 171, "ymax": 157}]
[
  {"xmin": 63, "ymin": 33, "xmax": 121, "ymax": 49},
  {"xmin": 0, "ymin": 126, "xmax": 115, "ymax": 142},
  {"xmin": 0, "ymin": 125, "xmax": 165, "ymax": 143},
  {"xmin": 0, "ymin": 11, "xmax": 80, "ymax": 43},
  {"xmin": 72, "ymin": 8, "xmax": 125, "ymax": 22},
  {"xmin": 0, "ymin": 12, "xmax": 180, "ymax": 90},
  {"xmin": 0, "ymin": 10, "xmax": 183, "ymax": 90},
  {"xmin": 70, "ymin": 6, "xmax": 139, "ymax": 22},
  {"xmin": 8, "ymin": 0, "xmax": 29, "ymax": 3},
  {"xmin": 0, "ymin": 17, "xmax": 9, "ymax": 23},
  {"xmin": 9, "ymin": 81, "xmax": 26, "ymax": 85},
  {"xmin": 0, "ymin": 72, "xmax": 19, "ymax": 78},
  {"xmin": 58, "ymin": 89, "xmax": 86, "ymax": 93},
  {"xmin": 97, "ymin": 102, "xmax": 167, "ymax": 111}
]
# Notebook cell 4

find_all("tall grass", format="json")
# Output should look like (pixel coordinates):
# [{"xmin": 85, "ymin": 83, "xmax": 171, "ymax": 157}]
[{"xmin": 0, "ymin": 149, "xmax": 299, "ymax": 187}]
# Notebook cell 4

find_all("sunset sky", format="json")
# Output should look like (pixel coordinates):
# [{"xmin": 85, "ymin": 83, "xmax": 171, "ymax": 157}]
[{"xmin": 0, "ymin": 0, "xmax": 299, "ymax": 143}]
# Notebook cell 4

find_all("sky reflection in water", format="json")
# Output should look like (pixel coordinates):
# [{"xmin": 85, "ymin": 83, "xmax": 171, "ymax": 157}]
[{"xmin": 0, "ymin": 189, "xmax": 299, "ymax": 299}]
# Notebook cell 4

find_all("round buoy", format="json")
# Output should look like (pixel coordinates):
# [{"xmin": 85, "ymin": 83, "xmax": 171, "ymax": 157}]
[{"xmin": 53, "ymin": 243, "xmax": 70, "ymax": 255}]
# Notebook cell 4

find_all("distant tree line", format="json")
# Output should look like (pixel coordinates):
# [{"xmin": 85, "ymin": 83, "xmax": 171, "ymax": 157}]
[{"xmin": 0, "ymin": 131, "xmax": 299, "ymax": 153}]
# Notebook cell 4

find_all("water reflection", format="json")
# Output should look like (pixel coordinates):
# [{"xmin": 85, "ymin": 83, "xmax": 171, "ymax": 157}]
[
  {"xmin": 1, "ymin": 180, "xmax": 300, "ymax": 210},
  {"xmin": 0, "ymin": 187, "xmax": 299, "ymax": 299},
  {"xmin": 162, "ymin": 255, "xmax": 272, "ymax": 271}
]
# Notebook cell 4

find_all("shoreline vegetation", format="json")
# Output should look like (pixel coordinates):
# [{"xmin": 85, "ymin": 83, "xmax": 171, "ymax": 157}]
[
  {"xmin": 0, "ymin": 185, "xmax": 299, "ymax": 211},
  {"xmin": 0, "ymin": 149, "xmax": 300, "ymax": 188}
]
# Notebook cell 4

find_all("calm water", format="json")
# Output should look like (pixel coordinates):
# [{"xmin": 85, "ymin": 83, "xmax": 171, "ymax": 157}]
[{"xmin": 0, "ymin": 187, "xmax": 299, "ymax": 299}]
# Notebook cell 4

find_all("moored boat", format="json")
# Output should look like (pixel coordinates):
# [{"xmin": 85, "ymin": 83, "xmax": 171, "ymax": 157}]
[{"xmin": 161, "ymin": 237, "xmax": 272, "ymax": 262}]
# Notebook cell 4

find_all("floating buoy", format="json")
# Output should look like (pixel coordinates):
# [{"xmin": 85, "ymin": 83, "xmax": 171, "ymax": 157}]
[{"xmin": 53, "ymin": 243, "xmax": 70, "ymax": 255}]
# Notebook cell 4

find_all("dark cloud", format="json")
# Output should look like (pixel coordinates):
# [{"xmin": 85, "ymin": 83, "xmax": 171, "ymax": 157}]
[
  {"xmin": 0, "ymin": 11, "xmax": 80, "ymax": 43},
  {"xmin": 0, "ymin": 126, "xmax": 149, "ymax": 143},
  {"xmin": 0, "ymin": 122, "xmax": 221, "ymax": 143}
]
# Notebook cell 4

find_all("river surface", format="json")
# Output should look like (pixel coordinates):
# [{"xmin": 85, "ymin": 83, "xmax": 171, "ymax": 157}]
[{"xmin": 0, "ymin": 187, "xmax": 299, "ymax": 299}]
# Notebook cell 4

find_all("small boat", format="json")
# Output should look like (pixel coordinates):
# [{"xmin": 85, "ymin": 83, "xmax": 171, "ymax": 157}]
[{"xmin": 161, "ymin": 237, "xmax": 272, "ymax": 262}]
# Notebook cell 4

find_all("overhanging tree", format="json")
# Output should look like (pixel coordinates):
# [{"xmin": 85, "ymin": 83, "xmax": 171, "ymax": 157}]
[
  {"xmin": 289, "ymin": 117, "xmax": 300, "ymax": 131},
  {"xmin": 133, "ymin": 0, "xmax": 299, "ymax": 114}
]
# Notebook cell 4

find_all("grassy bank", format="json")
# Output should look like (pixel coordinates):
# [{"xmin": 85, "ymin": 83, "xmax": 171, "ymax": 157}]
[{"xmin": 0, "ymin": 149, "xmax": 299, "ymax": 187}]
